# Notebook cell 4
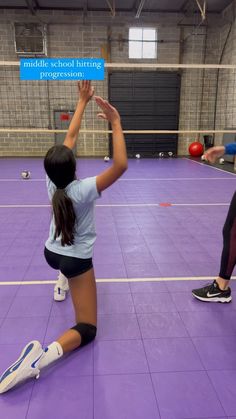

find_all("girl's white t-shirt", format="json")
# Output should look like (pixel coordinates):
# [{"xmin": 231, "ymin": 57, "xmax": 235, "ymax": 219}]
[{"xmin": 45, "ymin": 176, "xmax": 100, "ymax": 258}]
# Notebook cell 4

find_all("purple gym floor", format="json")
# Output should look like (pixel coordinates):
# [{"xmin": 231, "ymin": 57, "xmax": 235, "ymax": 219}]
[{"xmin": 1, "ymin": 157, "xmax": 236, "ymax": 418}]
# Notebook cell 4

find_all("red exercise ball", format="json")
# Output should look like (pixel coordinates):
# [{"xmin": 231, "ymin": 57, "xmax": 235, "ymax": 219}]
[{"xmin": 189, "ymin": 142, "xmax": 204, "ymax": 157}]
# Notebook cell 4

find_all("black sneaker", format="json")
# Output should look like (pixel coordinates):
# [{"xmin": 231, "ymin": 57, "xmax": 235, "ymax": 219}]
[{"xmin": 192, "ymin": 280, "xmax": 232, "ymax": 303}]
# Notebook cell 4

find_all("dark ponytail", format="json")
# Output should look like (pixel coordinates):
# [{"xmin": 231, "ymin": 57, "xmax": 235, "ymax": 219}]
[
  {"xmin": 52, "ymin": 189, "xmax": 76, "ymax": 246},
  {"xmin": 44, "ymin": 145, "xmax": 77, "ymax": 247}
]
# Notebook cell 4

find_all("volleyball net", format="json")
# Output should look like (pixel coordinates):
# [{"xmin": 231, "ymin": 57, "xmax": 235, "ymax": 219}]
[
  {"xmin": 0, "ymin": 61, "xmax": 236, "ymax": 156},
  {"xmin": 0, "ymin": 61, "xmax": 236, "ymax": 133}
]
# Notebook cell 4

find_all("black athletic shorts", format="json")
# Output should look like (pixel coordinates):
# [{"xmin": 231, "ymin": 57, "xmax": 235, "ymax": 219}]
[{"xmin": 44, "ymin": 247, "xmax": 93, "ymax": 279}]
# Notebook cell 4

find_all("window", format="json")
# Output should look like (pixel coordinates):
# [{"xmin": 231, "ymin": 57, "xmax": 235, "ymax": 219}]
[
  {"xmin": 129, "ymin": 28, "xmax": 157, "ymax": 59},
  {"xmin": 14, "ymin": 23, "xmax": 47, "ymax": 56}
]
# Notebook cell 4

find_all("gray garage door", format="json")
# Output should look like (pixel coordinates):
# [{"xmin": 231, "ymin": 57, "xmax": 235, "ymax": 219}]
[{"xmin": 109, "ymin": 71, "xmax": 181, "ymax": 157}]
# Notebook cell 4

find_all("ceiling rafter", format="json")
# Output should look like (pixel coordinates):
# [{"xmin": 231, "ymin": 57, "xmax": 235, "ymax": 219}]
[
  {"xmin": 195, "ymin": 0, "xmax": 206, "ymax": 20},
  {"xmin": 25, "ymin": 0, "xmax": 37, "ymax": 14},
  {"xmin": 0, "ymin": 0, "xmax": 231, "ymax": 14},
  {"xmin": 135, "ymin": 0, "xmax": 146, "ymax": 18},
  {"xmin": 105, "ymin": 0, "xmax": 116, "ymax": 17}
]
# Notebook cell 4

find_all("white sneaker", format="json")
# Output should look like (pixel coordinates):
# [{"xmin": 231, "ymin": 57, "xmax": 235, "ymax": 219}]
[
  {"xmin": 0, "ymin": 341, "xmax": 43, "ymax": 394},
  {"xmin": 54, "ymin": 273, "xmax": 69, "ymax": 302}
]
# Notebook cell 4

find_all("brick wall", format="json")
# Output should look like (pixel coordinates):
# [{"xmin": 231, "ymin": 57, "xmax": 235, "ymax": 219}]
[{"xmin": 0, "ymin": 6, "xmax": 235, "ymax": 156}]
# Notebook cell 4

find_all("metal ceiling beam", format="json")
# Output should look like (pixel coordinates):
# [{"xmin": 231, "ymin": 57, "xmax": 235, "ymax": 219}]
[
  {"xmin": 25, "ymin": 0, "xmax": 37, "ymax": 15},
  {"xmin": 83, "ymin": 0, "xmax": 88, "ymax": 16},
  {"xmin": 105, "ymin": 0, "xmax": 116, "ymax": 17},
  {"xmin": 0, "ymin": 0, "xmax": 219, "ymax": 14},
  {"xmin": 82, "ymin": 0, "xmax": 88, "ymax": 23},
  {"xmin": 180, "ymin": 0, "xmax": 190, "ymax": 12},
  {"xmin": 135, "ymin": 0, "xmax": 146, "ymax": 18},
  {"xmin": 195, "ymin": 0, "xmax": 206, "ymax": 20},
  {"xmin": 132, "ymin": 0, "xmax": 137, "ymax": 12}
]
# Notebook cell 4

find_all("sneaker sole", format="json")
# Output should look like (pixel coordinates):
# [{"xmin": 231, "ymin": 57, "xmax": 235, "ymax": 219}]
[
  {"xmin": 54, "ymin": 295, "xmax": 66, "ymax": 302},
  {"xmin": 0, "ymin": 341, "xmax": 43, "ymax": 394},
  {"xmin": 192, "ymin": 293, "xmax": 232, "ymax": 303}
]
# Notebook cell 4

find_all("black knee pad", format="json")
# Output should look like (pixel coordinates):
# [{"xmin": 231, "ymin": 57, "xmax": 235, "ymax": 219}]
[{"xmin": 71, "ymin": 323, "xmax": 97, "ymax": 347}]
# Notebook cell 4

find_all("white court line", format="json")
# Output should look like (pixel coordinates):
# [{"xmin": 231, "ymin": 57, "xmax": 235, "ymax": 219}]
[
  {"xmin": 119, "ymin": 177, "xmax": 236, "ymax": 181},
  {"xmin": 0, "ymin": 177, "xmax": 236, "ymax": 182},
  {"xmin": 0, "ymin": 203, "xmax": 230, "ymax": 208},
  {"xmin": 0, "ymin": 179, "xmax": 45, "ymax": 182},
  {"xmin": 0, "ymin": 204, "xmax": 50, "ymax": 208},
  {"xmin": 0, "ymin": 276, "xmax": 236, "ymax": 286},
  {"xmin": 183, "ymin": 157, "xmax": 236, "ymax": 176},
  {"xmin": 98, "ymin": 203, "xmax": 230, "ymax": 207},
  {"xmin": 172, "ymin": 203, "xmax": 229, "ymax": 206}
]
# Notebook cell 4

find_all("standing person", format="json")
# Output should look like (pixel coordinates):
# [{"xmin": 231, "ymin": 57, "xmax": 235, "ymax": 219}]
[
  {"xmin": 0, "ymin": 81, "xmax": 128, "ymax": 394},
  {"xmin": 192, "ymin": 143, "xmax": 236, "ymax": 303}
]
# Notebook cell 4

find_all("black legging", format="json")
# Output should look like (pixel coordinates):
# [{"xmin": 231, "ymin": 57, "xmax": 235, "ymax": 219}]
[{"xmin": 219, "ymin": 191, "xmax": 236, "ymax": 280}]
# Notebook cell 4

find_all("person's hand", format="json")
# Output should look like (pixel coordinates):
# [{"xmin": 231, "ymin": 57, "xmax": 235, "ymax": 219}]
[
  {"xmin": 203, "ymin": 146, "xmax": 225, "ymax": 163},
  {"xmin": 95, "ymin": 96, "xmax": 120, "ymax": 125},
  {"xmin": 78, "ymin": 80, "xmax": 94, "ymax": 103}
]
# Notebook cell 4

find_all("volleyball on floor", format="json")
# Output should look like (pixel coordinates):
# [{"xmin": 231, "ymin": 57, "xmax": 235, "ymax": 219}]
[
  {"xmin": 189, "ymin": 142, "xmax": 204, "ymax": 157},
  {"xmin": 21, "ymin": 170, "xmax": 31, "ymax": 179}
]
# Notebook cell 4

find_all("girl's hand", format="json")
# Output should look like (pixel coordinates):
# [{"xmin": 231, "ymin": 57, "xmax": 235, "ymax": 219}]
[
  {"xmin": 203, "ymin": 146, "xmax": 225, "ymax": 163},
  {"xmin": 94, "ymin": 96, "xmax": 120, "ymax": 125},
  {"xmin": 78, "ymin": 81, "xmax": 94, "ymax": 103}
]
